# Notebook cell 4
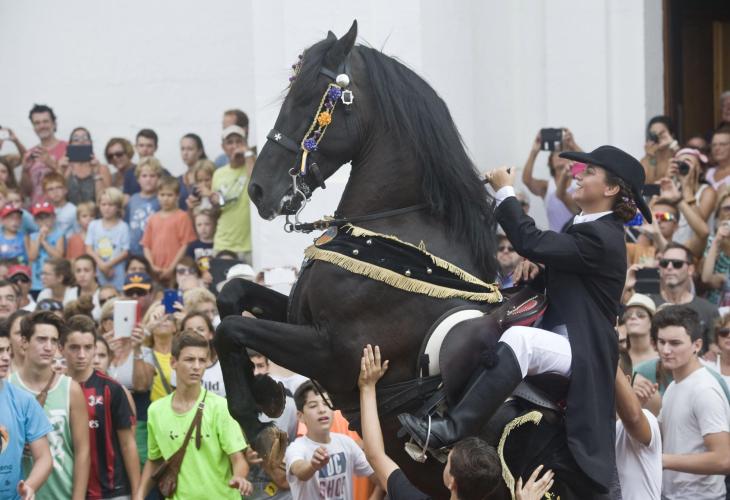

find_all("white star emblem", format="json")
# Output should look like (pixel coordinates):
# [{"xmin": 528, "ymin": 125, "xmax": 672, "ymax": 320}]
[{"xmin": 274, "ymin": 133, "xmax": 282, "ymax": 141}]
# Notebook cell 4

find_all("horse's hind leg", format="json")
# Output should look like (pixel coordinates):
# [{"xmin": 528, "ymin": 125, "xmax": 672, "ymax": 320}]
[{"xmin": 215, "ymin": 315, "xmax": 331, "ymax": 442}]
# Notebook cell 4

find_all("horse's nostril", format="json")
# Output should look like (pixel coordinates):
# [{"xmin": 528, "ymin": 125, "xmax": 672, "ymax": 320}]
[{"xmin": 249, "ymin": 182, "xmax": 263, "ymax": 205}]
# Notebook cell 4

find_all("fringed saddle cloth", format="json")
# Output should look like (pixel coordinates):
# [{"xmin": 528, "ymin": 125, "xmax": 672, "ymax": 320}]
[{"xmin": 304, "ymin": 224, "xmax": 502, "ymax": 304}]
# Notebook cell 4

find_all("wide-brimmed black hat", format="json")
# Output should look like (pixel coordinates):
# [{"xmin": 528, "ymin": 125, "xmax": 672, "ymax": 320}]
[{"xmin": 560, "ymin": 145, "xmax": 652, "ymax": 223}]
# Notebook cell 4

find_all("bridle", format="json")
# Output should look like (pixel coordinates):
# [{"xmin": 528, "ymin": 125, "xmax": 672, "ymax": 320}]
[
  {"xmin": 264, "ymin": 56, "xmax": 429, "ymax": 233},
  {"xmin": 265, "ymin": 60, "xmax": 355, "ymax": 233}
]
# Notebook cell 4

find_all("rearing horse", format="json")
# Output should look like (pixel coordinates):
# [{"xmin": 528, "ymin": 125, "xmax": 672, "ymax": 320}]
[{"xmin": 216, "ymin": 21, "xmax": 559, "ymax": 498}]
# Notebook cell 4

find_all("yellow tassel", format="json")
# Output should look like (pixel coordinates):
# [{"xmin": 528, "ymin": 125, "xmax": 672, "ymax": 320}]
[
  {"xmin": 304, "ymin": 246, "xmax": 502, "ymax": 303},
  {"xmin": 344, "ymin": 224, "xmax": 501, "ymax": 297},
  {"xmin": 497, "ymin": 411, "xmax": 544, "ymax": 500}
]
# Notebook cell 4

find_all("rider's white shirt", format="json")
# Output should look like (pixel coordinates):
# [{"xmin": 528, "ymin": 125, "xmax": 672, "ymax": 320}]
[{"xmin": 615, "ymin": 409, "xmax": 662, "ymax": 500}]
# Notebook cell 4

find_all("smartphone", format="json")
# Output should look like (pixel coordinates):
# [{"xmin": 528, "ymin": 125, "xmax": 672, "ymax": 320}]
[
  {"xmin": 642, "ymin": 184, "xmax": 660, "ymax": 197},
  {"xmin": 113, "ymin": 300, "xmax": 138, "ymax": 338},
  {"xmin": 67, "ymin": 144, "xmax": 93, "ymax": 162},
  {"xmin": 162, "ymin": 289, "xmax": 183, "ymax": 314},
  {"xmin": 540, "ymin": 128, "xmax": 563, "ymax": 151},
  {"xmin": 635, "ymin": 268, "xmax": 660, "ymax": 295}
]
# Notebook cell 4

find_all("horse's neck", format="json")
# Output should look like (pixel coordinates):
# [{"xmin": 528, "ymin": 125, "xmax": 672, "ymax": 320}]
[
  {"xmin": 335, "ymin": 143, "xmax": 483, "ymax": 279},
  {"xmin": 336, "ymin": 140, "xmax": 421, "ymax": 217}
]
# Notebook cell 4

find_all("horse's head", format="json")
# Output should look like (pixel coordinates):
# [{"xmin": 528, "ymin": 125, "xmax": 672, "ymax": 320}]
[{"xmin": 249, "ymin": 21, "xmax": 362, "ymax": 220}]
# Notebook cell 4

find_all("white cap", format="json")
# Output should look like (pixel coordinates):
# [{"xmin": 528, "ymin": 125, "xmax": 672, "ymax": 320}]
[
  {"xmin": 216, "ymin": 263, "xmax": 256, "ymax": 292},
  {"xmin": 222, "ymin": 125, "xmax": 247, "ymax": 141}
]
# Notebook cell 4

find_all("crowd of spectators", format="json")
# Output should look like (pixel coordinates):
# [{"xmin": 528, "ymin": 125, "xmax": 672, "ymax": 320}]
[{"xmin": 1, "ymin": 91, "xmax": 730, "ymax": 500}]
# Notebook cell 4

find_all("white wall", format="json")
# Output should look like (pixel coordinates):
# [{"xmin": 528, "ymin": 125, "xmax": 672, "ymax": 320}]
[{"xmin": 0, "ymin": 0, "xmax": 664, "ymax": 270}]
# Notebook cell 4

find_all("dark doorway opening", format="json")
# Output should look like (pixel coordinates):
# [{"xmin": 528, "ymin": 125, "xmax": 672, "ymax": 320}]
[{"xmin": 665, "ymin": 0, "xmax": 730, "ymax": 142}]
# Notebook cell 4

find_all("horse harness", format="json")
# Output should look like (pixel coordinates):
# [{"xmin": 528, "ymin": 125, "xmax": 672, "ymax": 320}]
[{"xmin": 264, "ymin": 56, "xmax": 430, "ymax": 234}]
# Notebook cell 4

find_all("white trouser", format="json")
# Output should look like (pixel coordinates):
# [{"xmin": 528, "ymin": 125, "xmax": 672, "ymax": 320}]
[{"xmin": 499, "ymin": 326, "xmax": 572, "ymax": 378}]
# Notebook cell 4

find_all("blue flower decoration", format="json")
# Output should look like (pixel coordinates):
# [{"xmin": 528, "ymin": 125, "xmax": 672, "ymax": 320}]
[
  {"xmin": 303, "ymin": 138, "xmax": 318, "ymax": 152},
  {"xmin": 327, "ymin": 86, "xmax": 342, "ymax": 100}
]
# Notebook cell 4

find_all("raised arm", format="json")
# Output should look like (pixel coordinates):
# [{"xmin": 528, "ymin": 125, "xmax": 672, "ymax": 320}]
[
  {"xmin": 521, "ymin": 133, "xmax": 548, "ymax": 198},
  {"xmin": 615, "ymin": 369, "xmax": 653, "ymax": 446},
  {"xmin": 358, "ymin": 345, "xmax": 397, "ymax": 491}
]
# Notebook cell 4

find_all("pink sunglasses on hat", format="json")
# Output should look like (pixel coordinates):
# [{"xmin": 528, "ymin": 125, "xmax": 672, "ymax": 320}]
[{"xmin": 570, "ymin": 162, "xmax": 587, "ymax": 178}]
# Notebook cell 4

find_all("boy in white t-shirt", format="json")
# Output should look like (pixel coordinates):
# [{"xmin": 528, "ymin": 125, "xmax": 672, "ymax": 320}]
[
  {"xmin": 615, "ymin": 349, "xmax": 662, "ymax": 500},
  {"xmin": 285, "ymin": 381, "xmax": 374, "ymax": 499},
  {"xmin": 654, "ymin": 306, "xmax": 730, "ymax": 500}
]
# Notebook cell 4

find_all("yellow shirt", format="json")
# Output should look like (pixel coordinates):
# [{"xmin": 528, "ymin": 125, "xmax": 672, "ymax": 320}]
[
  {"xmin": 151, "ymin": 351, "xmax": 173, "ymax": 401},
  {"xmin": 212, "ymin": 164, "xmax": 252, "ymax": 253}
]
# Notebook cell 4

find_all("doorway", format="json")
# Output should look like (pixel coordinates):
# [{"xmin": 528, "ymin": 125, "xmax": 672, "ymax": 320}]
[{"xmin": 665, "ymin": 0, "xmax": 730, "ymax": 142}]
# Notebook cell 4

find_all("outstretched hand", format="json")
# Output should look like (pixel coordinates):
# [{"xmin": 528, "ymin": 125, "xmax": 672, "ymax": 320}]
[
  {"xmin": 358, "ymin": 344, "xmax": 389, "ymax": 390},
  {"xmin": 515, "ymin": 465, "xmax": 554, "ymax": 500}
]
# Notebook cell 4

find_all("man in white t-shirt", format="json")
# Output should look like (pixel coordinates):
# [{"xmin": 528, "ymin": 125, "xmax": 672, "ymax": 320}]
[
  {"xmin": 654, "ymin": 305, "xmax": 730, "ymax": 500},
  {"xmin": 615, "ymin": 349, "xmax": 662, "ymax": 500},
  {"xmin": 285, "ymin": 381, "xmax": 374, "ymax": 499}
]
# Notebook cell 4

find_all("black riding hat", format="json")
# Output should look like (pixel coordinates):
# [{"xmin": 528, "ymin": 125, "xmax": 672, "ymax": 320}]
[{"xmin": 560, "ymin": 145, "xmax": 652, "ymax": 223}]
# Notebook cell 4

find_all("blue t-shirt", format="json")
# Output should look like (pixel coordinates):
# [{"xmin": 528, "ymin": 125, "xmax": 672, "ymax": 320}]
[
  {"xmin": 85, "ymin": 219, "xmax": 131, "ymax": 290},
  {"xmin": 125, "ymin": 193, "xmax": 159, "ymax": 256},
  {"xmin": 30, "ymin": 228, "xmax": 65, "ymax": 291},
  {"xmin": 0, "ymin": 231, "xmax": 27, "ymax": 264},
  {"xmin": 178, "ymin": 176, "xmax": 191, "ymax": 211},
  {"xmin": 0, "ymin": 380, "xmax": 52, "ymax": 500},
  {"xmin": 53, "ymin": 203, "xmax": 77, "ymax": 238},
  {"xmin": 21, "ymin": 210, "xmax": 38, "ymax": 235}
]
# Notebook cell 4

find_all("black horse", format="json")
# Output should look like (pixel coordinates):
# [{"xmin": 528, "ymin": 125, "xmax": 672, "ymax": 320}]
[{"xmin": 216, "ymin": 21, "xmax": 571, "ymax": 498}]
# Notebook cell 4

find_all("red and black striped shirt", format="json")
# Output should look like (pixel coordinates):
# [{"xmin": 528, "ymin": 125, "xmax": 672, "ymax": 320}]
[{"xmin": 81, "ymin": 370, "xmax": 135, "ymax": 499}]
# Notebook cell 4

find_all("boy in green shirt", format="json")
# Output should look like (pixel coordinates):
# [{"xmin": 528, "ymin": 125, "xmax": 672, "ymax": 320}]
[{"xmin": 136, "ymin": 330, "xmax": 252, "ymax": 500}]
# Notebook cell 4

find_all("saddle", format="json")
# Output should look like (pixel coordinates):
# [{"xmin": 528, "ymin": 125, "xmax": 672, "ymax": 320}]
[{"xmin": 416, "ymin": 286, "xmax": 569, "ymax": 415}]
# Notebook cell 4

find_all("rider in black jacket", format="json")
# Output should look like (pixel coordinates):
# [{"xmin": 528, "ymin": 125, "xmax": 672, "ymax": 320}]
[{"xmin": 400, "ymin": 146, "xmax": 650, "ymax": 496}]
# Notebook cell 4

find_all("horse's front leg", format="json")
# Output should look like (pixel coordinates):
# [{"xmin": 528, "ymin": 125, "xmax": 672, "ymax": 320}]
[{"xmin": 215, "ymin": 315, "xmax": 331, "ymax": 442}]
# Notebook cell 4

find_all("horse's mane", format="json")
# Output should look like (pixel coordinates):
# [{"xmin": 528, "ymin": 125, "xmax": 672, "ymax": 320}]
[
  {"xmin": 356, "ymin": 46, "xmax": 498, "ymax": 279},
  {"xmin": 292, "ymin": 38, "xmax": 498, "ymax": 280}
]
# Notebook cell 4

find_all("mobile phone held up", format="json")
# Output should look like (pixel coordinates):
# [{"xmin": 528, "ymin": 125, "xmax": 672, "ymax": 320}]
[
  {"xmin": 67, "ymin": 144, "xmax": 93, "ymax": 163},
  {"xmin": 642, "ymin": 184, "xmax": 660, "ymax": 198},
  {"xmin": 162, "ymin": 289, "xmax": 184, "ymax": 314},
  {"xmin": 540, "ymin": 128, "xmax": 563, "ymax": 151}
]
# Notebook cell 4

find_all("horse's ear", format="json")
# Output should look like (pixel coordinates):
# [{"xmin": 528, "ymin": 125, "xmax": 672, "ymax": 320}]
[
  {"xmin": 325, "ymin": 20, "xmax": 358, "ymax": 69},
  {"xmin": 326, "ymin": 30, "xmax": 336, "ymax": 42}
]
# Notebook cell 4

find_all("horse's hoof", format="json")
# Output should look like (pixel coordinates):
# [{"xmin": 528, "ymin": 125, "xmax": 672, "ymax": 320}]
[
  {"xmin": 254, "ymin": 423, "xmax": 289, "ymax": 471},
  {"xmin": 252, "ymin": 376, "xmax": 286, "ymax": 418}
]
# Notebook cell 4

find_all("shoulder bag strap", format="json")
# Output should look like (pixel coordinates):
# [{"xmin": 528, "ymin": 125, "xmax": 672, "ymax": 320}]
[
  {"xmin": 151, "ymin": 352, "xmax": 173, "ymax": 395},
  {"xmin": 180, "ymin": 390, "xmax": 207, "ymax": 453},
  {"xmin": 36, "ymin": 372, "xmax": 56, "ymax": 407}
]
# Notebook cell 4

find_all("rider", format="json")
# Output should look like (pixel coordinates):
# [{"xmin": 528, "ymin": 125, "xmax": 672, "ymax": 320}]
[{"xmin": 399, "ymin": 146, "xmax": 651, "ymax": 495}]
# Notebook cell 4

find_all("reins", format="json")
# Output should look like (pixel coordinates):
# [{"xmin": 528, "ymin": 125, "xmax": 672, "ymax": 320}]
[{"xmin": 287, "ymin": 203, "xmax": 429, "ymax": 233}]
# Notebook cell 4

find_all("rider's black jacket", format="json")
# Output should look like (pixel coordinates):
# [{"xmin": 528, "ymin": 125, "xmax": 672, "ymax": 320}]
[{"xmin": 497, "ymin": 196, "xmax": 625, "ymax": 493}]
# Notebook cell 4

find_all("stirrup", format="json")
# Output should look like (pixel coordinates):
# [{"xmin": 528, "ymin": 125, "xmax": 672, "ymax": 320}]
[
  {"xmin": 404, "ymin": 415, "xmax": 431, "ymax": 462},
  {"xmin": 402, "ymin": 416, "xmax": 450, "ymax": 464}
]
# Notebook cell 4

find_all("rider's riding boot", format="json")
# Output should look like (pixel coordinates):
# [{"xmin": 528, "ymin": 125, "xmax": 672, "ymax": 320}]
[{"xmin": 398, "ymin": 342, "xmax": 523, "ymax": 450}]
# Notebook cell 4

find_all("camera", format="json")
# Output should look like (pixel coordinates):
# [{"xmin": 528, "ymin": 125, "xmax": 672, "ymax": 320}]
[
  {"xmin": 191, "ymin": 186, "xmax": 200, "ymax": 198},
  {"xmin": 648, "ymin": 131, "xmax": 659, "ymax": 143},
  {"xmin": 540, "ymin": 128, "xmax": 563, "ymax": 151},
  {"xmin": 677, "ymin": 161, "xmax": 691, "ymax": 176}
]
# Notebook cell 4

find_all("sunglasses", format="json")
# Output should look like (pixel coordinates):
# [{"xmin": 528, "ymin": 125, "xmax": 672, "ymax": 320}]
[
  {"xmin": 654, "ymin": 212, "xmax": 677, "ymax": 222},
  {"xmin": 124, "ymin": 289, "xmax": 148, "ymax": 298},
  {"xmin": 37, "ymin": 301, "xmax": 63, "ymax": 312},
  {"xmin": 108, "ymin": 151, "xmax": 126, "ymax": 159},
  {"xmin": 717, "ymin": 328, "xmax": 730, "ymax": 338},
  {"xmin": 498, "ymin": 245, "xmax": 514, "ymax": 253},
  {"xmin": 658, "ymin": 259, "xmax": 688, "ymax": 269},
  {"xmin": 10, "ymin": 275, "xmax": 30, "ymax": 284}
]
